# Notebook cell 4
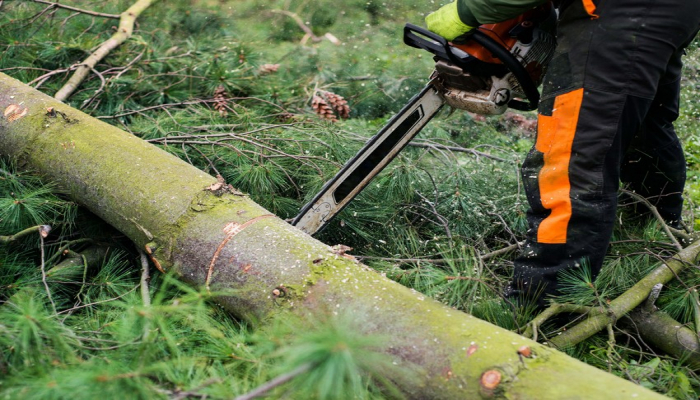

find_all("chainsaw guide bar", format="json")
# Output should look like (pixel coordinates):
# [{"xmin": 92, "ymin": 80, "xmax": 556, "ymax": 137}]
[{"xmin": 292, "ymin": 85, "xmax": 444, "ymax": 234}]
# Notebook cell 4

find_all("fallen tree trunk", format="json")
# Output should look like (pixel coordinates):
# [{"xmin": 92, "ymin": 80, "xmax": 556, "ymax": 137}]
[{"xmin": 0, "ymin": 73, "xmax": 664, "ymax": 399}]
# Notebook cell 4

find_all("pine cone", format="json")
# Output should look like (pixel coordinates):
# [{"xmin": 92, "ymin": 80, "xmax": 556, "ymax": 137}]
[
  {"xmin": 312, "ymin": 95, "xmax": 337, "ymax": 122},
  {"xmin": 259, "ymin": 64, "xmax": 280, "ymax": 74},
  {"xmin": 320, "ymin": 90, "xmax": 350, "ymax": 119},
  {"xmin": 213, "ymin": 85, "xmax": 229, "ymax": 117}
]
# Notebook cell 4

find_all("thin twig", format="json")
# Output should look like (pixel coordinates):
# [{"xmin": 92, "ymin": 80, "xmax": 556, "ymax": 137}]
[
  {"xmin": 270, "ymin": 10, "xmax": 321, "ymax": 42},
  {"xmin": 56, "ymin": 287, "xmax": 138, "ymax": 315},
  {"xmin": 29, "ymin": 0, "xmax": 121, "ymax": 19},
  {"xmin": 691, "ymin": 288, "xmax": 700, "ymax": 338},
  {"xmin": 97, "ymin": 97, "xmax": 283, "ymax": 119},
  {"xmin": 171, "ymin": 378, "xmax": 224, "ymax": 400},
  {"xmin": 606, "ymin": 323, "xmax": 616, "ymax": 373},
  {"xmin": 139, "ymin": 249, "xmax": 151, "ymax": 341},
  {"xmin": 40, "ymin": 232, "xmax": 58, "ymax": 314},
  {"xmin": 481, "ymin": 242, "xmax": 523, "ymax": 261},
  {"xmin": 235, "ymin": 362, "xmax": 314, "ymax": 400},
  {"xmin": 355, "ymin": 256, "xmax": 464, "ymax": 264},
  {"xmin": 415, "ymin": 191, "xmax": 452, "ymax": 239},
  {"xmin": 409, "ymin": 140, "xmax": 510, "ymax": 163},
  {"xmin": 620, "ymin": 189, "xmax": 682, "ymax": 251},
  {"xmin": 28, "ymin": 64, "xmax": 81, "ymax": 88},
  {"xmin": 139, "ymin": 250, "xmax": 151, "ymax": 307}
]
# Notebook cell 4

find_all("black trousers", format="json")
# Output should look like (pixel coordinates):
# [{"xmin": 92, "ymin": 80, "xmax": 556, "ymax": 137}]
[{"xmin": 511, "ymin": 0, "xmax": 700, "ymax": 303}]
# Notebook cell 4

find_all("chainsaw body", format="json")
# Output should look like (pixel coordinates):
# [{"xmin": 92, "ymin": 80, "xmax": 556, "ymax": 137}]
[{"xmin": 405, "ymin": 4, "xmax": 557, "ymax": 114}]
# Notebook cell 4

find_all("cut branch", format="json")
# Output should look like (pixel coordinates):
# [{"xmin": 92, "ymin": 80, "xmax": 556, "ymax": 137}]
[
  {"xmin": 53, "ymin": 0, "xmax": 157, "ymax": 102},
  {"xmin": 0, "ymin": 224, "xmax": 51, "ymax": 244},
  {"xmin": 548, "ymin": 240, "xmax": 700, "ymax": 349},
  {"xmin": 624, "ymin": 307, "xmax": 700, "ymax": 369}
]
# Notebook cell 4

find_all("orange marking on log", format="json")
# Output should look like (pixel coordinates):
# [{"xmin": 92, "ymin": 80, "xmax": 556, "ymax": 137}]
[{"xmin": 205, "ymin": 214, "xmax": 274, "ymax": 290}]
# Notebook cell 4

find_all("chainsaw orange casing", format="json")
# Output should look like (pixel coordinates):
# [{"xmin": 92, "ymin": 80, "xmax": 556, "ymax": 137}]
[{"xmin": 452, "ymin": 4, "xmax": 553, "ymax": 66}]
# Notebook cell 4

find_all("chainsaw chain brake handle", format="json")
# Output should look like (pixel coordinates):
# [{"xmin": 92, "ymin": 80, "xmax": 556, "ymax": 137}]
[
  {"xmin": 403, "ymin": 24, "xmax": 472, "ymax": 69},
  {"xmin": 403, "ymin": 23, "xmax": 541, "ymax": 111}
]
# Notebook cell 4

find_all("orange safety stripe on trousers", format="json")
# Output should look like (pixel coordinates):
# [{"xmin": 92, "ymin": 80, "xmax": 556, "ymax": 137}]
[
  {"xmin": 582, "ymin": 0, "xmax": 599, "ymax": 19},
  {"xmin": 535, "ymin": 88, "xmax": 584, "ymax": 244}
]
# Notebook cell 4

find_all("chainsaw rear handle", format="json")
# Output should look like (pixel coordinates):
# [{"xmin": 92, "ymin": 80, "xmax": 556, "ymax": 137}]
[{"xmin": 403, "ymin": 23, "xmax": 540, "ymax": 111}]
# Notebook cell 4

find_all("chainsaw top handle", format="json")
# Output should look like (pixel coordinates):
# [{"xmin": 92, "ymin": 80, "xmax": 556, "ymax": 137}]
[{"xmin": 403, "ymin": 23, "xmax": 540, "ymax": 111}]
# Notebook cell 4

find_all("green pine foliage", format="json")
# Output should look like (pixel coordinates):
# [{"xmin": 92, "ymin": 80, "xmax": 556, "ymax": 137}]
[{"xmin": 2, "ymin": 0, "xmax": 700, "ymax": 398}]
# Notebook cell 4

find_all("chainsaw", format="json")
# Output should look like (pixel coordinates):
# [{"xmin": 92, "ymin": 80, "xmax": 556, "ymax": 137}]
[{"xmin": 293, "ymin": 4, "xmax": 557, "ymax": 235}]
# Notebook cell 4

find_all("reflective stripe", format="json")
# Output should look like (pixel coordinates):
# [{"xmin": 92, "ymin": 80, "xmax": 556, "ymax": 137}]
[
  {"xmin": 535, "ymin": 88, "xmax": 584, "ymax": 244},
  {"xmin": 582, "ymin": 0, "xmax": 599, "ymax": 19}
]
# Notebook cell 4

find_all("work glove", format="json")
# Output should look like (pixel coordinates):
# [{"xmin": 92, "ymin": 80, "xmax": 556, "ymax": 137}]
[{"xmin": 425, "ymin": 1, "xmax": 473, "ymax": 41}]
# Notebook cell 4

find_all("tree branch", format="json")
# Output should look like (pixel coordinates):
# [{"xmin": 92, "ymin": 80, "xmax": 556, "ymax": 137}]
[
  {"xmin": 548, "ymin": 240, "xmax": 700, "ymax": 349},
  {"xmin": 54, "ymin": 0, "xmax": 158, "ymax": 101},
  {"xmin": 29, "ymin": 0, "xmax": 121, "ymax": 19},
  {"xmin": 624, "ymin": 307, "xmax": 700, "ymax": 369},
  {"xmin": 0, "ymin": 224, "xmax": 51, "ymax": 244}
]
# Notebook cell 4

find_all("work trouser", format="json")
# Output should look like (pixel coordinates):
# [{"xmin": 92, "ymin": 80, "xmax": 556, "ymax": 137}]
[{"xmin": 511, "ymin": 0, "xmax": 700, "ymax": 304}]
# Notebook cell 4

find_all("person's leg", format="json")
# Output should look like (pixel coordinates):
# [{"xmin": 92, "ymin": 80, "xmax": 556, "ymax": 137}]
[
  {"xmin": 621, "ymin": 50, "xmax": 687, "ymax": 227},
  {"xmin": 514, "ymin": 89, "xmax": 652, "ymax": 304},
  {"xmin": 510, "ymin": 0, "xmax": 700, "ymax": 306}
]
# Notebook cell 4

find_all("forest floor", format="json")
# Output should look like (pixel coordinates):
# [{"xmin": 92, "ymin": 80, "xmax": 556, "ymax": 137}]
[{"xmin": 1, "ymin": 0, "xmax": 700, "ymax": 398}]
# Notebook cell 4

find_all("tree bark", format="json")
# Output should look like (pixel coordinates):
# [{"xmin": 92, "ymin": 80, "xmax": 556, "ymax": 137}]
[
  {"xmin": 0, "ymin": 73, "xmax": 664, "ymax": 399},
  {"xmin": 625, "ymin": 308, "xmax": 700, "ymax": 370}
]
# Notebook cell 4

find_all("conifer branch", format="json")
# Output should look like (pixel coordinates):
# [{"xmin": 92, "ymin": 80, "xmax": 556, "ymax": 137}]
[
  {"xmin": 624, "ymin": 306, "xmax": 700, "ymax": 369},
  {"xmin": 53, "ymin": 0, "xmax": 158, "ymax": 102},
  {"xmin": 523, "ymin": 303, "xmax": 592, "ymax": 340},
  {"xmin": 0, "ymin": 224, "xmax": 51, "ymax": 243},
  {"xmin": 548, "ymin": 240, "xmax": 700, "ymax": 349},
  {"xmin": 29, "ymin": 0, "xmax": 121, "ymax": 19}
]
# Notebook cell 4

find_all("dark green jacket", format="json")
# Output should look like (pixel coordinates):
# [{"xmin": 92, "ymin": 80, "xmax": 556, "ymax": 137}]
[{"xmin": 457, "ymin": 0, "xmax": 549, "ymax": 26}]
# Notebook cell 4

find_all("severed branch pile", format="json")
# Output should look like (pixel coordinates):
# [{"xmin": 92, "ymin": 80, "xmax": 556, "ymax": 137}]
[{"xmin": 523, "ymin": 211, "xmax": 700, "ymax": 366}]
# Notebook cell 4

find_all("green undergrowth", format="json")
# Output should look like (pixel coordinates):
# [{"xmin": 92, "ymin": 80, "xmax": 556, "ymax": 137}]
[
  {"xmin": 0, "ymin": 165, "xmax": 395, "ymax": 400},
  {"xmin": 2, "ymin": 0, "xmax": 700, "ymax": 398}
]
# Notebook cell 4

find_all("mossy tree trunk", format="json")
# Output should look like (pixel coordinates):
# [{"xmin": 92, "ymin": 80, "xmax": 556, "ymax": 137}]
[{"xmin": 0, "ymin": 73, "xmax": 664, "ymax": 399}]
